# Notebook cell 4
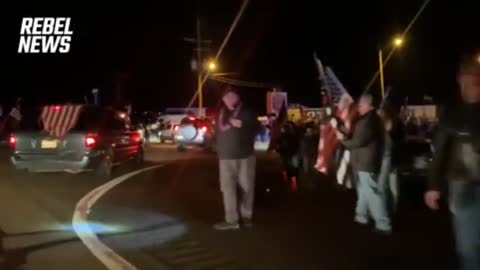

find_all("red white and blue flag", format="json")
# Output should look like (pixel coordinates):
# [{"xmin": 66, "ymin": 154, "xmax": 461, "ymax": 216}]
[
  {"xmin": 41, "ymin": 105, "xmax": 83, "ymax": 138},
  {"xmin": 314, "ymin": 57, "xmax": 356, "ymax": 188}
]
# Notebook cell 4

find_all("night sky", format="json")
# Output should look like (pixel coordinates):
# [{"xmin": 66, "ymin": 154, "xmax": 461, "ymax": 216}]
[{"xmin": 2, "ymin": 1, "xmax": 479, "ymax": 113}]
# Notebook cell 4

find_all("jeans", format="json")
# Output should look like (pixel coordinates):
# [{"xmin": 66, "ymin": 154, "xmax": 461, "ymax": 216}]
[
  {"xmin": 219, "ymin": 156, "xmax": 256, "ymax": 223},
  {"xmin": 355, "ymin": 171, "xmax": 391, "ymax": 232},
  {"xmin": 378, "ymin": 156, "xmax": 399, "ymax": 214},
  {"xmin": 449, "ymin": 181, "xmax": 480, "ymax": 270}
]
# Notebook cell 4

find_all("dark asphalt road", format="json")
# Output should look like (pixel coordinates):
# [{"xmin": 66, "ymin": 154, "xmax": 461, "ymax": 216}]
[{"xmin": 0, "ymin": 146, "xmax": 457, "ymax": 270}]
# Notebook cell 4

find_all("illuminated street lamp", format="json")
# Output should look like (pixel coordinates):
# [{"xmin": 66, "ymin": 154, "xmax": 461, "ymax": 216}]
[
  {"xmin": 477, "ymin": 54, "xmax": 480, "ymax": 64},
  {"xmin": 197, "ymin": 60, "xmax": 218, "ymax": 116},
  {"xmin": 208, "ymin": 61, "xmax": 217, "ymax": 71},
  {"xmin": 393, "ymin": 37, "xmax": 404, "ymax": 47}
]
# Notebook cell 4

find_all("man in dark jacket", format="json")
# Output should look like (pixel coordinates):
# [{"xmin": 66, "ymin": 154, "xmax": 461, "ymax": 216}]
[
  {"xmin": 425, "ymin": 52, "xmax": 480, "ymax": 270},
  {"xmin": 214, "ymin": 88, "xmax": 261, "ymax": 230},
  {"xmin": 337, "ymin": 94, "xmax": 390, "ymax": 233}
]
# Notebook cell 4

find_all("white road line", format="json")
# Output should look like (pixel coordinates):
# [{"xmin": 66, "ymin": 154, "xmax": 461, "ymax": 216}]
[{"xmin": 72, "ymin": 165, "xmax": 164, "ymax": 270}]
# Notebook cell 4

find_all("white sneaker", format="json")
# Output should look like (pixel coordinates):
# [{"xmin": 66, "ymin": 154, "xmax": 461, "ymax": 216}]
[{"xmin": 213, "ymin": 222, "xmax": 240, "ymax": 231}]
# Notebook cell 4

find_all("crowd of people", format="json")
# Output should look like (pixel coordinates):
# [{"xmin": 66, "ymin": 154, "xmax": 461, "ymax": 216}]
[
  {"xmin": 403, "ymin": 113, "xmax": 438, "ymax": 138},
  {"xmin": 212, "ymin": 52, "xmax": 479, "ymax": 270}
]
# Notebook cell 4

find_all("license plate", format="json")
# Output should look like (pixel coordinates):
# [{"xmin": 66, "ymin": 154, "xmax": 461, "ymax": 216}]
[{"xmin": 41, "ymin": 140, "xmax": 58, "ymax": 149}]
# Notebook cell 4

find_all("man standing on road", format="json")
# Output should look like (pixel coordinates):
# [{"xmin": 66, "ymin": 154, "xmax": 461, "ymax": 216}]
[
  {"xmin": 337, "ymin": 94, "xmax": 391, "ymax": 234},
  {"xmin": 214, "ymin": 88, "xmax": 261, "ymax": 230},
  {"xmin": 425, "ymin": 52, "xmax": 480, "ymax": 270}
]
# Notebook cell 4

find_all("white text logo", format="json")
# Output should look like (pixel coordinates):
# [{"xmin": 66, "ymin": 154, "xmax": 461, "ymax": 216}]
[{"xmin": 18, "ymin": 17, "xmax": 73, "ymax": 54}]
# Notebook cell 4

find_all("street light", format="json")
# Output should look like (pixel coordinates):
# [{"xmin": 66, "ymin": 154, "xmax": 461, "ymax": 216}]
[
  {"xmin": 208, "ymin": 61, "xmax": 217, "ymax": 71},
  {"xmin": 476, "ymin": 54, "xmax": 480, "ymax": 64},
  {"xmin": 196, "ymin": 60, "xmax": 218, "ymax": 117},
  {"xmin": 379, "ymin": 35, "xmax": 404, "ymax": 98},
  {"xmin": 393, "ymin": 37, "xmax": 404, "ymax": 48}
]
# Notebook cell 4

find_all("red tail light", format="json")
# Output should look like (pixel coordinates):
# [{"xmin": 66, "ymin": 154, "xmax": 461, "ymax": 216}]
[
  {"xmin": 85, "ymin": 134, "xmax": 98, "ymax": 149},
  {"xmin": 9, "ymin": 134, "xmax": 16, "ymax": 148},
  {"xmin": 201, "ymin": 126, "xmax": 207, "ymax": 132},
  {"xmin": 131, "ymin": 131, "xmax": 141, "ymax": 143}
]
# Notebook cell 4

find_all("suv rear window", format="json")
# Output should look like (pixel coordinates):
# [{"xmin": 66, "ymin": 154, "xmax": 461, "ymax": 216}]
[
  {"xmin": 72, "ymin": 107, "xmax": 108, "ymax": 131},
  {"xmin": 73, "ymin": 107, "xmax": 126, "ymax": 131}
]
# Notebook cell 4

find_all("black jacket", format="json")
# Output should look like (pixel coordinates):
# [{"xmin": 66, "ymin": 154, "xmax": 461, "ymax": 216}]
[
  {"xmin": 216, "ymin": 107, "xmax": 261, "ymax": 160},
  {"xmin": 428, "ymin": 103, "xmax": 480, "ymax": 190},
  {"xmin": 342, "ymin": 110, "xmax": 384, "ymax": 173}
]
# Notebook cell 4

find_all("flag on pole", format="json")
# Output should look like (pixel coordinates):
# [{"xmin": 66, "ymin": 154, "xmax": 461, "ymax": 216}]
[
  {"xmin": 9, "ymin": 107, "xmax": 22, "ymax": 121},
  {"xmin": 266, "ymin": 91, "xmax": 288, "ymax": 116},
  {"xmin": 41, "ymin": 105, "xmax": 83, "ymax": 138},
  {"xmin": 314, "ymin": 64, "xmax": 356, "ymax": 188},
  {"xmin": 2, "ymin": 99, "xmax": 23, "ymax": 134},
  {"xmin": 314, "ymin": 54, "xmax": 331, "ymax": 106}
]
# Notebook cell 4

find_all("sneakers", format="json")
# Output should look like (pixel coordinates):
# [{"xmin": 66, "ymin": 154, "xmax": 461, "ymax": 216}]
[
  {"xmin": 213, "ymin": 219, "xmax": 253, "ymax": 230},
  {"xmin": 213, "ymin": 222, "xmax": 240, "ymax": 231},
  {"xmin": 354, "ymin": 215, "xmax": 369, "ymax": 225}
]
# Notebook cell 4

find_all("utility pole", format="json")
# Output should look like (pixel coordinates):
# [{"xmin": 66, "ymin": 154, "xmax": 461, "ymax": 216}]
[
  {"xmin": 378, "ymin": 50, "xmax": 385, "ymax": 98},
  {"xmin": 184, "ymin": 17, "xmax": 211, "ymax": 117},
  {"xmin": 196, "ymin": 17, "xmax": 202, "ymax": 116}
]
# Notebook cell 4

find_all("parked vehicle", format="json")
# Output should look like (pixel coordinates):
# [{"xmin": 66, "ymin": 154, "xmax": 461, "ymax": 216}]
[
  {"xmin": 175, "ymin": 116, "xmax": 215, "ymax": 151},
  {"xmin": 10, "ymin": 105, "xmax": 144, "ymax": 179},
  {"xmin": 158, "ymin": 120, "xmax": 177, "ymax": 144}
]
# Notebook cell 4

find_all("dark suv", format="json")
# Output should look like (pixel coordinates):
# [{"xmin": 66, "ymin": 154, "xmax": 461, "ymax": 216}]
[{"xmin": 10, "ymin": 105, "xmax": 144, "ymax": 179}]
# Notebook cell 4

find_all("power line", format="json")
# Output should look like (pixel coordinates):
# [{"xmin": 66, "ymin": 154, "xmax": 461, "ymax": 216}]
[
  {"xmin": 210, "ymin": 75, "xmax": 278, "ymax": 88},
  {"xmin": 362, "ymin": 0, "xmax": 432, "ymax": 94}
]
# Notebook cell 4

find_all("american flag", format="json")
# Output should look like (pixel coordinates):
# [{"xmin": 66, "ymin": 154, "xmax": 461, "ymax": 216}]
[
  {"xmin": 41, "ymin": 105, "xmax": 83, "ymax": 138},
  {"xmin": 314, "ymin": 59, "xmax": 356, "ymax": 188},
  {"xmin": 5, "ymin": 101, "xmax": 23, "ymax": 132},
  {"xmin": 9, "ymin": 106, "xmax": 22, "ymax": 121}
]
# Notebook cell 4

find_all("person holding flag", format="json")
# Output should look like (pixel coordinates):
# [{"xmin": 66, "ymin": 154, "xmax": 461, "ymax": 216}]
[{"xmin": 336, "ymin": 94, "xmax": 391, "ymax": 234}]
